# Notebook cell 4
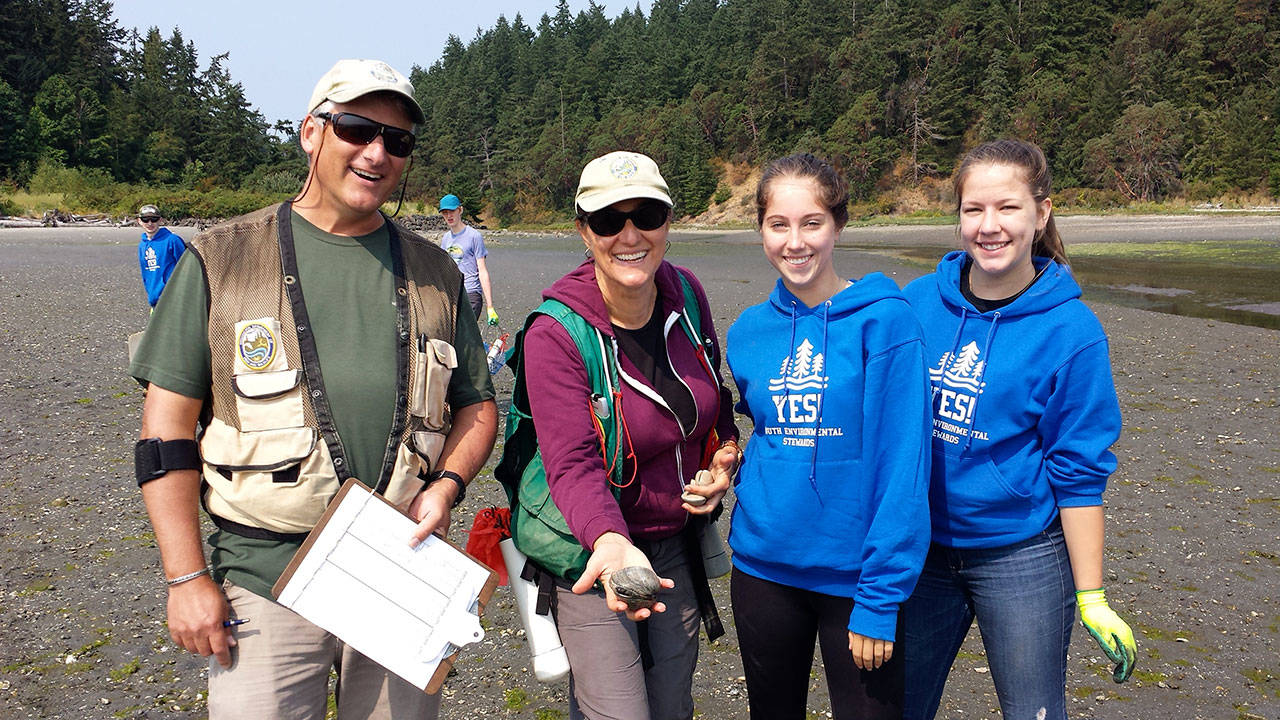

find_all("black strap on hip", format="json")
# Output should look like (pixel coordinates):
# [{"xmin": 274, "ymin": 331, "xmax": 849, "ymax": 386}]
[
  {"xmin": 630, "ymin": 537, "xmax": 657, "ymax": 671},
  {"xmin": 685, "ymin": 517, "xmax": 725, "ymax": 643},
  {"xmin": 522, "ymin": 559, "xmax": 558, "ymax": 617},
  {"xmin": 637, "ymin": 613, "xmax": 654, "ymax": 671}
]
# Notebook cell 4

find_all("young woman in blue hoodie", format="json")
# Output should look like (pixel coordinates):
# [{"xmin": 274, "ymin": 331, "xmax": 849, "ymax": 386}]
[
  {"xmin": 726, "ymin": 153, "xmax": 932, "ymax": 719},
  {"xmin": 900, "ymin": 139, "xmax": 1137, "ymax": 720}
]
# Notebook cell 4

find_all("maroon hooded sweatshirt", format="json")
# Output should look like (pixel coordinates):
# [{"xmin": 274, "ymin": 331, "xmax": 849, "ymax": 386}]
[{"xmin": 522, "ymin": 260, "xmax": 738, "ymax": 549}]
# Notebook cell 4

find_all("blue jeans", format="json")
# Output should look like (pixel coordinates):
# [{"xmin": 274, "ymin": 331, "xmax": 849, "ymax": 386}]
[{"xmin": 901, "ymin": 520, "xmax": 1075, "ymax": 720}]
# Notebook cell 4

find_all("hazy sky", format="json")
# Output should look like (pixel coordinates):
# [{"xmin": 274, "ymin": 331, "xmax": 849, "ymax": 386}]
[{"xmin": 112, "ymin": 0, "xmax": 605, "ymax": 126}]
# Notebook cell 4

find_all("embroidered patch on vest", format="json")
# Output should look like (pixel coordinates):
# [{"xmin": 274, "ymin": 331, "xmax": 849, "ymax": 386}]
[{"xmin": 237, "ymin": 321, "xmax": 277, "ymax": 371}]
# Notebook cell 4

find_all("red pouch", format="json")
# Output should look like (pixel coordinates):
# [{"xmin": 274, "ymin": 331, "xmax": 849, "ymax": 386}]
[
  {"xmin": 465, "ymin": 506, "xmax": 512, "ymax": 585},
  {"xmin": 699, "ymin": 429, "xmax": 720, "ymax": 470}
]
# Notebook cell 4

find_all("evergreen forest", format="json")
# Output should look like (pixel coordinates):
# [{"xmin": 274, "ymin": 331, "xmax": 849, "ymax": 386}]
[{"xmin": 3, "ymin": 0, "xmax": 1278, "ymax": 222}]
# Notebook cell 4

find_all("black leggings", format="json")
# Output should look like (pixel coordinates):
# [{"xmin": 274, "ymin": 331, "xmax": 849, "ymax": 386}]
[{"xmin": 730, "ymin": 568, "xmax": 904, "ymax": 720}]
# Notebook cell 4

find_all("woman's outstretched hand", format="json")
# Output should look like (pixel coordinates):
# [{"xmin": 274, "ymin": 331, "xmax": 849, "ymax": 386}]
[{"xmin": 573, "ymin": 532, "xmax": 674, "ymax": 621}]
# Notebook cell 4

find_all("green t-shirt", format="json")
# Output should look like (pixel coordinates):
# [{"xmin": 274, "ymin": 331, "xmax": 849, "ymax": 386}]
[{"xmin": 130, "ymin": 210, "xmax": 494, "ymax": 598}]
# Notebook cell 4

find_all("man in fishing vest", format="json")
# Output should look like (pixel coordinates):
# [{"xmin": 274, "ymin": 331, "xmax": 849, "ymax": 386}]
[{"xmin": 128, "ymin": 59, "xmax": 497, "ymax": 719}]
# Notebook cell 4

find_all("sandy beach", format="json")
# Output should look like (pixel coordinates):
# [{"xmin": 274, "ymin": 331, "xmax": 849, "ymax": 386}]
[{"xmin": 0, "ymin": 217, "xmax": 1276, "ymax": 719}]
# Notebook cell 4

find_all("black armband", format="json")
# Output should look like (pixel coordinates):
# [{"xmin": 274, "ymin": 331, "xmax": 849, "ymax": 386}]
[{"xmin": 135, "ymin": 438, "xmax": 201, "ymax": 487}]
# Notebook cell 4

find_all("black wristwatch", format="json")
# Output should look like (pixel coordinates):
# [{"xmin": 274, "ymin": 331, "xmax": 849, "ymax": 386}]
[{"xmin": 427, "ymin": 469, "xmax": 467, "ymax": 509}]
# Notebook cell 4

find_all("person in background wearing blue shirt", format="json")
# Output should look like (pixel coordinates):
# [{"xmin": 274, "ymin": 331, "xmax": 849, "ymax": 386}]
[
  {"xmin": 439, "ymin": 193, "xmax": 498, "ymax": 326},
  {"xmin": 136, "ymin": 203, "xmax": 185, "ymax": 310},
  {"xmin": 900, "ymin": 139, "xmax": 1137, "ymax": 720},
  {"xmin": 726, "ymin": 153, "xmax": 931, "ymax": 720}
]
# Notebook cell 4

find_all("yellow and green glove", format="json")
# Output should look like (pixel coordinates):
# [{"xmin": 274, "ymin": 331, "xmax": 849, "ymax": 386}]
[
  {"xmin": 1077, "ymin": 588, "xmax": 1136, "ymax": 683},
  {"xmin": 486, "ymin": 308, "xmax": 500, "ymax": 326}
]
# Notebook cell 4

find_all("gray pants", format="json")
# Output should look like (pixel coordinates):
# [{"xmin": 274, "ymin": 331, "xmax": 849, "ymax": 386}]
[
  {"xmin": 208, "ymin": 580, "xmax": 440, "ymax": 720},
  {"xmin": 555, "ymin": 534, "xmax": 701, "ymax": 720}
]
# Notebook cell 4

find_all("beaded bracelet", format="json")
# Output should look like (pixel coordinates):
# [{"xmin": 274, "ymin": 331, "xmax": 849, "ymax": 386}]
[{"xmin": 165, "ymin": 567, "xmax": 211, "ymax": 587}]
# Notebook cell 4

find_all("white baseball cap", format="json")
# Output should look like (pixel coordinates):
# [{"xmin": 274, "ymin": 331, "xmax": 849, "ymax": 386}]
[
  {"xmin": 306, "ymin": 59, "xmax": 424, "ymax": 124},
  {"xmin": 574, "ymin": 151, "xmax": 673, "ymax": 213}
]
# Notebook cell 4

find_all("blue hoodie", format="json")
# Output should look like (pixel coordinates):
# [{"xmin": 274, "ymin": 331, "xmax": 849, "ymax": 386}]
[
  {"xmin": 727, "ymin": 274, "xmax": 932, "ymax": 641},
  {"xmin": 138, "ymin": 227, "xmax": 186, "ymax": 307},
  {"xmin": 902, "ymin": 252, "xmax": 1121, "ymax": 549}
]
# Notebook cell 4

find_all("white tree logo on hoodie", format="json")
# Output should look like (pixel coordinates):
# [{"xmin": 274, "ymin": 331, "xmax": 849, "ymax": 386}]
[
  {"xmin": 767, "ymin": 339, "xmax": 831, "ymax": 428},
  {"xmin": 769, "ymin": 339, "xmax": 828, "ymax": 392},
  {"xmin": 930, "ymin": 341, "xmax": 986, "ymax": 394},
  {"xmin": 929, "ymin": 341, "xmax": 987, "ymax": 433}
]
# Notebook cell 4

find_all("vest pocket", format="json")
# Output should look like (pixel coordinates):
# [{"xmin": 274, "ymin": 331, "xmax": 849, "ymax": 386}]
[
  {"xmin": 412, "ymin": 430, "xmax": 446, "ymax": 470},
  {"xmin": 232, "ymin": 369, "xmax": 304, "ymax": 431},
  {"xmin": 385, "ymin": 441, "xmax": 427, "ymax": 508},
  {"xmin": 200, "ymin": 418, "xmax": 337, "ymax": 534},
  {"xmin": 383, "ymin": 431, "xmax": 448, "ymax": 509},
  {"xmin": 412, "ymin": 338, "xmax": 457, "ymax": 430}
]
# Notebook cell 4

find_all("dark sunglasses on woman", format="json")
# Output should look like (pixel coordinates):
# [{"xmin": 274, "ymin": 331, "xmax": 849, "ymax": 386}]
[
  {"xmin": 582, "ymin": 199, "xmax": 670, "ymax": 237},
  {"xmin": 314, "ymin": 111, "xmax": 416, "ymax": 158}
]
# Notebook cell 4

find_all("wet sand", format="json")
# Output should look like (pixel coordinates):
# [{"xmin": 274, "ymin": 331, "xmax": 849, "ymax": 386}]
[{"xmin": 1, "ymin": 219, "xmax": 1276, "ymax": 719}]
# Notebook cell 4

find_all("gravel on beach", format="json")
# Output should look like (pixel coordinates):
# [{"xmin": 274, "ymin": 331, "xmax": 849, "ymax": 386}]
[{"xmin": 0, "ymin": 222, "xmax": 1276, "ymax": 720}]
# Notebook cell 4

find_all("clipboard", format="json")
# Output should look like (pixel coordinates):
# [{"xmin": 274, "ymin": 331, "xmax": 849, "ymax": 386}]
[{"xmin": 272, "ymin": 478, "xmax": 499, "ymax": 693}]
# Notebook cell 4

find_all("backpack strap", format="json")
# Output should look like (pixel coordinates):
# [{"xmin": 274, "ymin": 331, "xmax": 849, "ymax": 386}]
[
  {"xmin": 494, "ymin": 299, "xmax": 628, "ymax": 583},
  {"xmin": 524, "ymin": 298, "xmax": 627, "ymax": 487},
  {"xmin": 673, "ymin": 268, "xmax": 720, "ymax": 377}
]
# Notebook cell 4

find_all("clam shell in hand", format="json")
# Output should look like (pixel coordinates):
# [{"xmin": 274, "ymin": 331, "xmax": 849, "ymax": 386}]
[
  {"xmin": 682, "ymin": 470, "xmax": 713, "ymax": 506},
  {"xmin": 609, "ymin": 566, "xmax": 660, "ymax": 610}
]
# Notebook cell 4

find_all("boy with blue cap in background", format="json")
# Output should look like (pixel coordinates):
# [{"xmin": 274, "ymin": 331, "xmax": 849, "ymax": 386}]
[
  {"xmin": 439, "ymin": 193, "xmax": 498, "ymax": 325},
  {"xmin": 136, "ymin": 203, "xmax": 185, "ymax": 310}
]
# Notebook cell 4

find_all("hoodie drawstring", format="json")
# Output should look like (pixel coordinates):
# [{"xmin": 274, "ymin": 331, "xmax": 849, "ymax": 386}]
[
  {"xmin": 783, "ymin": 300, "xmax": 798, "ymax": 412},
  {"xmin": 807, "ymin": 300, "xmax": 832, "ymax": 504},
  {"xmin": 939, "ymin": 308, "xmax": 969, "ymax": 404},
  {"xmin": 961, "ymin": 311, "xmax": 1001, "ymax": 453}
]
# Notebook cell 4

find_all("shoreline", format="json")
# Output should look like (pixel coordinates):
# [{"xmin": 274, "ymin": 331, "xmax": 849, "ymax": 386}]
[{"xmin": 7, "ymin": 209, "xmax": 1280, "ymax": 238}]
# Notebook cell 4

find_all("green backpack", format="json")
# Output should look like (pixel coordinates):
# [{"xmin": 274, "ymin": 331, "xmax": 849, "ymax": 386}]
[{"xmin": 495, "ymin": 271, "xmax": 708, "ymax": 583}]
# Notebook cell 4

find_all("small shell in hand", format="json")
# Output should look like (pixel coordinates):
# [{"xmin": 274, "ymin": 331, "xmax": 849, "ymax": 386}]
[
  {"xmin": 609, "ymin": 566, "xmax": 661, "ymax": 610},
  {"xmin": 681, "ymin": 469, "xmax": 713, "ymax": 507}
]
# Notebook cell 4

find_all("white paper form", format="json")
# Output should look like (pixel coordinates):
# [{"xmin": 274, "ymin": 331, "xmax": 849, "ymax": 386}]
[{"xmin": 275, "ymin": 482, "xmax": 489, "ymax": 690}]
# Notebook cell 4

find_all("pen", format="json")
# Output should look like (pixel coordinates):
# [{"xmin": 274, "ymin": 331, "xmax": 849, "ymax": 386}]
[{"xmin": 223, "ymin": 618, "xmax": 250, "ymax": 628}]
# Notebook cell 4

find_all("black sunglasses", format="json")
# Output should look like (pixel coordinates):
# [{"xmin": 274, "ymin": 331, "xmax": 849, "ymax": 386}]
[
  {"xmin": 582, "ymin": 199, "xmax": 670, "ymax": 237},
  {"xmin": 139, "ymin": 216, "xmax": 160, "ymax": 222},
  {"xmin": 315, "ymin": 111, "xmax": 416, "ymax": 158}
]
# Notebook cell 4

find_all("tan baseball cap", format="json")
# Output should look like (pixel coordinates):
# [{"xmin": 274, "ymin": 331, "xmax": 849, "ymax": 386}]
[
  {"xmin": 306, "ymin": 59, "xmax": 424, "ymax": 124},
  {"xmin": 574, "ymin": 151, "xmax": 673, "ymax": 213}
]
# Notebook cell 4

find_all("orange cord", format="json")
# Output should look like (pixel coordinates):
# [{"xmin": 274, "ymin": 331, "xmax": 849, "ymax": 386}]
[
  {"xmin": 590, "ymin": 394, "xmax": 638, "ymax": 489},
  {"xmin": 612, "ymin": 389, "xmax": 638, "ymax": 488},
  {"xmin": 598, "ymin": 315, "xmax": 721, "ymax": 490}
]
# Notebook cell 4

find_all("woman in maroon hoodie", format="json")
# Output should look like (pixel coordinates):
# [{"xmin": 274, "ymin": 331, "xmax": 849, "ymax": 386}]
[{"xmin": 521, "ymin": 151, "xmax": 740, "ymax": 720}]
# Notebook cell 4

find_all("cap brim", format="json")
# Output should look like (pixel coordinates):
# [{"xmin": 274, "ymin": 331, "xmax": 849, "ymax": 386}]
[{"xmin": 576, "ymin": 186, "xmax": 673, "ymax": 213}]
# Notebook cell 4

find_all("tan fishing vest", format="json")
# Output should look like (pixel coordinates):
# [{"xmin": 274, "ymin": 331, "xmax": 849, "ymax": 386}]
[{"xmin": 191, "ymin": 203, "xmax": 461, "ymax": 538}]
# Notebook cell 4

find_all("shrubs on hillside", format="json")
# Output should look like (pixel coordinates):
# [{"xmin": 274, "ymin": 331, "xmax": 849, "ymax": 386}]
[{"xmin": 24, "ymin": 159, "xmax": 291, "ymax": 220}]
